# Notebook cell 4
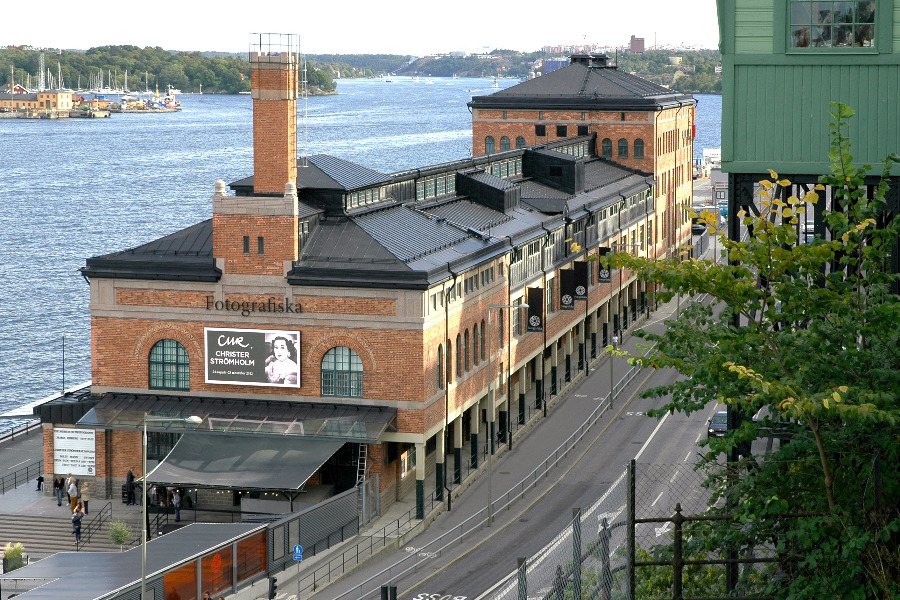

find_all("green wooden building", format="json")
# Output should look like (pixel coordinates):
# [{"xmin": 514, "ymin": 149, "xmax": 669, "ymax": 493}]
[{"xmin": 717, "ymin": 0, "xmax": 899, "ymax": 267}]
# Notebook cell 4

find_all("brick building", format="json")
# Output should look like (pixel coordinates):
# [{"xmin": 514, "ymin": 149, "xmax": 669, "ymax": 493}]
[
  {"xmin": 37, "ymin": 40, "xmax": 669, "ymax": 518},
  {"xmin": 469, "ymin": 53, "xmax": 696, "ymax": 262}
]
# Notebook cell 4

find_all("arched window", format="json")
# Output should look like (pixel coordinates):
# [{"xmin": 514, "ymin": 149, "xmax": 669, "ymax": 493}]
[
  {"xmin": 149, "ymin": 339, "xmax": 189, "ymax": 390},
  {"xmin": 456, "ymin": 333, "xmax": 462, "ymax": 377},
  {"xmin": 437, "ymin": 344, "xmax": 444, "ymax": 390},
  {"xmin": 464, "ymin": 330, "xmax": 470, "ymax": 371},
  {"xmin": 480, "ymin": 320, "xmax": 486, "ymax": 360},
  {"xmin": 634, "ymin": 138, "xmax": 645, "ymax": 159},
  {"xmin": 500, "ymin": 136, "xmax": 510, "ymax": 151},
  {"xmin": 485, "ymin": 136, "xmax": 495, "ymax": 155},
  {"xmin": 447, "ymin": 339, "xmax": 453, "ymax": 384},
  {"xmin": 516, "ymin": 136, "xmax": 526, "ymax": 149},
  {"xmin": 601, "ymin": 138, "xmax": 612, "ymax": 159},
  {"xmin": 618, "ymin": 138, "xmax": 629, "ymax": 158},
  {"xmin": 321, "ymin": 347, "xmax": 363, "ymax": 398},
  {"xmin": 472, "ymin": 324, "xmax": 479, "ymax": 366}
]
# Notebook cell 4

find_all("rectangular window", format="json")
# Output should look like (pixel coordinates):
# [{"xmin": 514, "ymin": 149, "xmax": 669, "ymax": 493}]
[
  {"xmin": 577, "ymin": 125, "xmax": 588, "ymax": 136},
  {"xmin": 243, "ymin": 236, "xmax": 249, "ymax": 254},
  {"xmin": 535, "ymin": 124, "xmax": 546, "ymax": 137},
  {"xmin": 502, "ymin": 110, "xmax": 508, "ymax": 119},
  {"xmin": 547, "ymin": 282, "xmax": 555, "ymax": 314},
  {"xmin": 257, "ymin": 236, "xmax": 264, "ymax": 254},
  {"xmin": 790, "ymin": 0, "xmax": 875, "ymax": 48},
  {"xmin": 556, "ymin": 125, "xmax": 567, "ymax": 137},
  {"xmin": 538, "ymin": 111, "xmax": 544, "ymax": 120}
]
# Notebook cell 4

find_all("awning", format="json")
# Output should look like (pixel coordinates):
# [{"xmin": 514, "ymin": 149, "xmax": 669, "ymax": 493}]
[
  {"xmin": 76, "ymin": 392, "xmax": 396, "ymax": 443},
  {"xmin": 146, "ymin": 433, "xmax": 344, "ymax": 490}
]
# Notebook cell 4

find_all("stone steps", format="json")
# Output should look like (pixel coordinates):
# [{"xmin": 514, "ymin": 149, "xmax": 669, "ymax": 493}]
[{"xmin": 0, "ymin": 512, "xmax": 138, "ymax": 560}]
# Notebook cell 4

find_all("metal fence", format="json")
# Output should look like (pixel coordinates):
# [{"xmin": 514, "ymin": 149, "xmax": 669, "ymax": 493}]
[
  {"xmin": 481, "ymin": 461, "xmax": 789, "ymax": 600},
  {"xmin": 0, "ymin": 460, "xmax": 43, "ymax": 495}
]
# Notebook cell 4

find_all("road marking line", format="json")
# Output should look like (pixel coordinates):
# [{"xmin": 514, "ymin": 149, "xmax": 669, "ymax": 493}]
[
  {"xmin": 651, "ymin": 491, "xmax": 664, "ymax": 507},
  {"xmin": 670, "ymin": 470, "xmax": 679, "ymax": 483},
  {"xmin": 634, "ymin": 410, "xmax": 670, "ymax": 461},
  {"xmin": 7, "ymin": 459, "xmax": 29, "ymax": 470},
  {"xmin": 684, "ymin": 452, "xmax": 691, "ymax": 462},
  {"xmin": 694, "ymin": 432, "xmax": 702, "ymax": 444}
]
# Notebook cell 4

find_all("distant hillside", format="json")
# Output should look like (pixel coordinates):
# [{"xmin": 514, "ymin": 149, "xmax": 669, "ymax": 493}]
[
  {"xmin": 0, "ymin": 45, "xmax": 337, "ymax": 95},
  {"xmin": 1, "ymin": 46, "xmax": 721, "ymax": 95}
]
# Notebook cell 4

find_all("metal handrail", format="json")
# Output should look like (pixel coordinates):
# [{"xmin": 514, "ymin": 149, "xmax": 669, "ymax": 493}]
[
  {"xmin": 0, "ymin": 460, "xmax": 43, "ymax": 495},
  {"xmin": 75, "ymin": 502, "xmax": 112, "ymax": 551},
  {"xmin": 0, "ymin": 420, "xmax": 41, "ymax": 446}
]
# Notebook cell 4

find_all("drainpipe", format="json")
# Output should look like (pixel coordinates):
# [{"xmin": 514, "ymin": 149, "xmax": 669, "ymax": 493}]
[
  {"xmin": 540, "ymin": 225, "xmax": 554, "ymax": 417},
  {"xmin": 441, "ymin": 265, "xmax": 458, "ymax": 510}
]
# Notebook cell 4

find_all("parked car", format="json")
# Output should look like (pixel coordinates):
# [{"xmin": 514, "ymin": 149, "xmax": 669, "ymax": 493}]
[{"xmin": 707, "ymin": 410, "xmax": 728, "ymax": 438}]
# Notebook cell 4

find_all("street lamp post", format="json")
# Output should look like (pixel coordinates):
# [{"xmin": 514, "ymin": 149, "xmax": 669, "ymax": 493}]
[
  {"xmin": 486, "ymin": 303, "xmax": 528, "ymax": 526},
  {"xmin": 141, "ymin": 414, "xmax": 202, "ymax": 600},
  {"xmin": 608, "ymin": 242, "xmax": 642, "ymax": 406}
]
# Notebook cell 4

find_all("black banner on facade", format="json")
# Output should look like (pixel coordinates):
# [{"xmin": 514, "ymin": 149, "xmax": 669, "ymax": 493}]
[
  {"xmin": 527, "ymin": 287, "xmax": 544, "ymax": 332},
  {"xmin": 560, "ymin": 269, "xmax": 576, "ymax": 310},
  {"xmin": 574, "ymin": 261, "xmax": 589, "ymax": 301},
  {"xmin": 597, "ymin": 247, "xmax": 612, "ymax": 283}
]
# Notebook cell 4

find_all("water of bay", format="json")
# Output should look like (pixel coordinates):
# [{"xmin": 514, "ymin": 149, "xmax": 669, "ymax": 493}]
[{"xmin": 0, "ymin": 77, "xmax": 720, "ymax": 422}]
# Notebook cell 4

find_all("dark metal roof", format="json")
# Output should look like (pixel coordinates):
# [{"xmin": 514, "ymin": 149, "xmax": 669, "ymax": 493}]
[
  {"xmin": 469, "ymin": 62, "xmax": 695, "ymax": 111},
  {"xmin": 0, "ymin": 524, "xmax": 264, "ymax": 600},
  {"xmin": 307, "ymin": 154, "xmax": 391, "ymax": 190},
  {"xmin": 354, "ymin": 205, "xmax": 471, "ymax": 263},
  {"xmin": 464, "ymin": 169, "xmax": 518, "ymax": 190},
  {"xmin": 423, "ymin": 199, "xmax": 512, "ymax": 231},
  {"xmin": 76, "ymin": 392, "xmax": 397, "ymax": 443},
  {"xmin": 81, "ymin": 220, "xmax": 221, "ymax": 282},
  {"xmin": 229, "ymin": 155, "xmax": 390, "ymax": 193}
]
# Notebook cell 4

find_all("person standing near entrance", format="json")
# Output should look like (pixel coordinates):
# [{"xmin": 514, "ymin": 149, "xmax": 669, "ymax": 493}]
[
  {"xmin": 54, "ymin": 476, "xmax": 65, "ymax": 506},
  {"xmin": 80, "ymin": 480, "xmax": 91, "ymax": 514},
  {"xmin": 172, "ymin": 489, "xmax": 182, "ymax": 522},
  {"xmin": 71, "ymin": 502, "xmax": 85, "ymax": 542},
  {"xmin": 125, "ymin": 467, "xmax": 135, "ymax": 505},
  {"xmin": 68, "ymin": 479, "xmax": 78, "ymax": 512},
  {"xmin": 65, "ymin": 473, "xmax": 73, "ymax": 504}
]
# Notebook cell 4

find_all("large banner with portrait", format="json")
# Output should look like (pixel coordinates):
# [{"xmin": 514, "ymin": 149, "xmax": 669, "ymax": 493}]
[{"xmin": 205, "ymin": 328, "xmax": 301, "ymax": 387}]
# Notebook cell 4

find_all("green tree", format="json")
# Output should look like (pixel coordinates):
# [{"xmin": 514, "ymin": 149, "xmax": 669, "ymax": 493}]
[{"xmin": 611, "ymin": 104, "xmax": 900, "ymax": 598}]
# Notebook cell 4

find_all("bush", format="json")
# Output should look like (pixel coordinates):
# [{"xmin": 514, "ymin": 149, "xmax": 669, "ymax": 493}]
[
  {"xmin": 3, "ymin": 542, "xmax": 26, "ymax": 572},
  {"xmin": 108, "ymin": 520, "xmax": 133, "ymax": 551}
]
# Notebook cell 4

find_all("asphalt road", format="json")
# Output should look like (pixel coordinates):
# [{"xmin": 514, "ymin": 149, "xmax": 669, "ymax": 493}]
[{"xmin": 308, "ymin": 296, "xmax": 722, "ymax": 600}]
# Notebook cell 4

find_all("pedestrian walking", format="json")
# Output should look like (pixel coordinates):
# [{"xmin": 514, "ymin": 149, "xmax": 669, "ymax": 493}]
[
  {"xmin": 80, "ymin": 480, "xmax": 91, "ymax": 514},
  {"xmin": 612, "ymin": 334, "xmax": 619, "ymax": 349},
  {"xmin": 125, "ymin": 467, "xmax": 135, "ymax": 505},
  {"xmin": 172, "ymin": 489, "xmax": 182, "ymax": 522},
  {"xmin": 54, "ymin": 476, "xmax": 65, "ymax": 506},
  {"xmin": 68, "ymin": 479, "xmax": 78, "ymax": 512},
  {"xmin": 71, "ymin": 502, "xmax": 85, "ymax": 542}
]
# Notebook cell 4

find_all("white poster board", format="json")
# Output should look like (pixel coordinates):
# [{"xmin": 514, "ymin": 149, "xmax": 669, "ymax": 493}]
[{"xmin": 53, "ymin": 428, "xmax": 96, "ymax": 476}]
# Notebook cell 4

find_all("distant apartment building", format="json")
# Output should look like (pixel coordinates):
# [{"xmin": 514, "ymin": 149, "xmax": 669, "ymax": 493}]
[
  {"xmin": 0, "ymin": 89, "xmax": 73, "ymax": 111},
  {"xmin": 630, "ymin": 35, "xmax": 645, "ymax": 53}
]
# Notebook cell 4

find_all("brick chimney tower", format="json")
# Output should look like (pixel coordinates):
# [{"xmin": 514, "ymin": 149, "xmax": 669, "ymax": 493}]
[
  {"xmin": 250, "ymin": 33, "xmax": 299, "ymax": 195},
  {"xmin": 211, "ymin": 34, "xmax": 300, "ymax": 277}
]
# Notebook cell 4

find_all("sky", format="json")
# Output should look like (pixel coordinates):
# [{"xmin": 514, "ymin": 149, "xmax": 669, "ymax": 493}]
[{"xmin": 3, "ymin": 0, "xmax": 720, "ymax": 56}]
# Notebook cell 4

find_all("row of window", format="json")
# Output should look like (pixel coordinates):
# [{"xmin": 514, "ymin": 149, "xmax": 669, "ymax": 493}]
[
  {"xmin": 429, "ymin": 265, "xmax": 498, "ymax": 314},
  {"xmin": 437, "ymin": 320, "xmax": 490, "ymax": 388},
  {"xmin": 791, "ymin": 0, "xmax": 875, "ymax": 48},
  {"xmin": 416, "ymin": 173, "xmax": 457, "ymax": 201},
  {"xmin": 149, "ymin": 339, "xmax": 363, "ymax": 398},
  {"xmin": 600, "ymin": 138, "xmax": 645, "ymax": 160},
  {"xmin": 346, "ymin": 186, "xmax": 384, "ymax": 209}
]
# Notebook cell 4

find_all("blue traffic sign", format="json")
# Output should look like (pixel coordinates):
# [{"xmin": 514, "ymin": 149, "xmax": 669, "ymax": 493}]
[
  {"xmin": 293, "ymin": 554, "xmax": 303, "ymax": 561},
  {"xmin": 293, "ymin": 545, "xmax": 303, "ymax": 554}
]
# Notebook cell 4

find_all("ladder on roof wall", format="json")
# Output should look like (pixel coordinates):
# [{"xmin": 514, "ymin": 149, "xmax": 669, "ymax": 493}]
[{"xmin": 356, "ymin": 443, "xmax": 368, "ymax": 485}]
